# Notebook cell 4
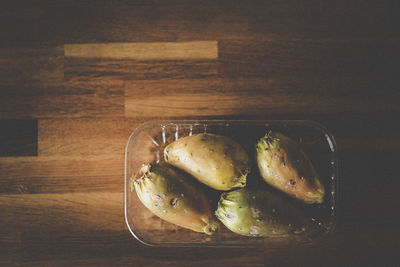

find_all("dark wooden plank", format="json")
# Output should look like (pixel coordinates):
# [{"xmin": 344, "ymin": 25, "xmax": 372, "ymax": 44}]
[
  {"xmin": 19, "ymin": 230, "xmax": 264, "ymax": 266},
  {"xmin": 64, "ymin": 58, "xmax": 218, "ymax": 81},
  {"xmin": 22, "ymin": 256, "xmax": 264, "ymax": 267},
  {"xmin": 0, "ymin": 46, "xmax": 64, "ymax": 84},
  {"xmin": 0, "ymin": 230, "xmax": 20, "ymax": 266},
  {"xmin": 1, "ymin": 227, "xmax": 394, "ymax": 266},
  {"xmin": 337, "ymin": 150, "xmax": 400, "ymax": 226},
  {"xmin": 262, "ymin": 226, "xmax": 399, "ymax": 266},
  {"xmin": 7, "ymin": 227, "xmax": 397, "ymax": 266},
  {"xmin": 219, "ymin": 39, "xmax": 400, "ymax": 78},
  {"xmin": 0, "ymin": 93, "xmax": 124, "ymax": 119},
  {"xmin": 1, "ymin": 0, "xmax": 400, "ymax": 46},
  {"xmin": 0, "ymin": 119, "xmax": 38, "ymax": 156}
]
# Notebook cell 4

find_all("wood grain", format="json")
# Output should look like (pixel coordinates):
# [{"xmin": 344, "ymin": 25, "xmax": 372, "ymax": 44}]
[
  {"xmin": 0, "ymin": 46, "xmax": 64, "ymax": 84},
  {"xmin": 0, "ymin": 192, "xmax": 124, "ymax": 231},
  {"xmin": 0, "ymin": 93, "xmax": 124, "ymax": 119},
  {"xmin": 0, "ymin": 119, "xmax": 38, "ymax": 156},
  {"xmin": 64, "ymin": 58, "xmax": 218, "ymax": 81},
  {"xmin": 65, "ymin": 41, "xmax": 218, "ymax": 60},
  {"xmin": 1, "ymin": 0, "xmax": 400, "ymax": 46},
  {"xmin": 0, "ymin": 230, "xmax": 20, "ymax": 266},
  {"xmin": 124, "ymin": 39, "xmax": 400, "ymax": 117},
  {"xmin": 38, "ymin": 118, "xmax": 141, "ymax": 156},
  {"xmin": 125, "ymin": 78, "xmax": 400, "ymax": 117},
  {"xmin": 19, "ymin": 230, "xmax": 264, "ymax": 266},
  {"xmin": 219, "ymin": 39, "xmax": 400, "ymax": 77},
  {"xmin": 0, "ymin": 155, "xmax": 124, "ymax": 194},
  {"xmin": 262, "ymin": 226, "xmax": 398, "ymax": 267},
  {"xmin": 0, "ymin": 46, "xmax": 125, "ymax": 119}
]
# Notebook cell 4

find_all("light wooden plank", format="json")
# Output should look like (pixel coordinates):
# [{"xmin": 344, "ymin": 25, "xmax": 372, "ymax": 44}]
[
  {"xmin": 0, "ymin": 155, "xmax": 124, "ymax": 194},
  {"xmin": 64, "ymin": 41, "xmax": 218, "ymax": 60},
  {"xmin": 124, "ymin": 79, "xmax": 400, "ymax": 117},
  {"xmin": 38, "ymin": 118, "xmax": 142, "ymax": 156},
  {"xmin": 0, "ymin": 192, "xmax": 124, "ymax": 231}
]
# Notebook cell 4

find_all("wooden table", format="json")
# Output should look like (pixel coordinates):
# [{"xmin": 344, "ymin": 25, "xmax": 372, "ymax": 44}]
[{"xmin": 1, "ymin": 1, "xmax": 399, "ymax": 266}]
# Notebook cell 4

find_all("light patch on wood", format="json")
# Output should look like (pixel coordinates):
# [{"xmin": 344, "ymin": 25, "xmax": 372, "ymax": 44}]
[
  {"xmin": 38, "ymin": 118, "xmax": 142, "ymax": 156},
  {"xmin": 0, "ymin": 155, "xmax": 125, "ymax": 194},
  {"xmin": 64, "ymin": 41, "xmax": 218, "ymax": 60},
  {"xmin": 0, "ymin": 192, "xmax": 123, "ymax": 231}
]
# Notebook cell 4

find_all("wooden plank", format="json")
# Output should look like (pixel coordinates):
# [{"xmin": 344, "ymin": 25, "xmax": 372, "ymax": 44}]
[
  {"xmin": 38, "ymin": 118, "xmax": 142, "ymax": 156},
  {"xmin": 262, "ymin": 226, "xmax": 398, "ymax": 266},
  {"xmin": 64, "ymin": 41, "xmax": 218, "ymax": 60},
  {"xmin": 0, "ymin": 46, "xmax": 125, "ymax": 119},
  {"xmin": 6, "ymin": 227, "xmax": 397, "ymax": 266},
  {"xmin": 21, "ymin": 256, "xmax": 264, "ymax": 267},
  {"xmin": 1, "ymin": 0, "xmax": 399, "ymax": 46},
  {"xmin": 64, "ymin": 58, "xmax": 218, "ymax": 81},
  {"xmin": 0, "ymin": 119, "xmax": 37, "ymax": 156},
  {"xmin": 124, "ymin": 78, "xmax": 400, "ymax": 117},
  {"xmin": 337, "ymin": 150, "xmax": 400, "ymax": 226},
  {"xmin": 0, "ymin": 46, "xmax": 64, "ymax": 84},
  {"xmin": 0, "ymin": 226, "xmax": 394, "ymax": 266},
  {"xmin": 0, "ymin": 93, "xmax": 124, "ymax": 119},
  {"xmin": 0, "ymin": 193, "xmax": 124, "ymax": 231},
  {"xmin": 18, "ymin": 230, "xmax": 264, "ymax": 265},
  {"xmin": 0, "ymin": 155, "xmax": 124, "ymax": 194},
  {"xmin": 0, "ymin": 230, "xmax": 20, "ymax": 266},
  {"xmin": 219, "ymin": 39, "xmax": 400, "ymax": 78}
]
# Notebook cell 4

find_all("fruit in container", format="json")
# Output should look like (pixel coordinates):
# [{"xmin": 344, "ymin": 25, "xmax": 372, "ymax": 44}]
[
  {"xmin": 164, "ymin": 133, "xmax": 251, "ymax": 191},
  {"xmin": 133, "ymin": 164, "xmax": 218, "ymax": 235},
  {"xmin": 255, "ymin": 131, "xmax": 325, "ymax": 204},
  {"xmin": 215, "ymin": 188, "xmax": 310, "ymax": 237}
]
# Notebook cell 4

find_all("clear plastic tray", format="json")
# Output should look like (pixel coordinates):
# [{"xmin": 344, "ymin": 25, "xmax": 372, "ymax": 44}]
[{"xmin": 125, "ymin": 120, "xmax": 338, "ymax": 247}]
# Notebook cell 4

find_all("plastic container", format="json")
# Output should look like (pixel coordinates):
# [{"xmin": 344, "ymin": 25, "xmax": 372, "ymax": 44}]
[{"xmin": 125, "ymin": 120, "xmax": 338, "ymax": 247}]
